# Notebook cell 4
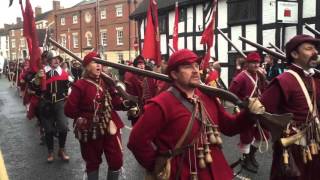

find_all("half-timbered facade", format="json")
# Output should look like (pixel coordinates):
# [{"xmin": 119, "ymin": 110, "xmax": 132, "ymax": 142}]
[{"xmin": 131, "ymin": 0, "xmax": 320, "ymax": 86}]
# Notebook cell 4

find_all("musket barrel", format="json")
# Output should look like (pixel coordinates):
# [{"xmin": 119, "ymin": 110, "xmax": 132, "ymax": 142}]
[
  {"xmin": 217, "ymin": 28, "xmax": 247, "ymax": 59},
  {"xmin": 239, "ymin": 36, "xmax": 286, "ymax": 61},
  {"xmin": 49, "ymin": 37, "xmax": 293, "ymax": 137},
  {"xmin": 305, "ymin": 23, "xmax": 320, "ymax": 36},
  {"xmin": 269, "ymin": 42, "xmax": 285, "ymax": 55}
]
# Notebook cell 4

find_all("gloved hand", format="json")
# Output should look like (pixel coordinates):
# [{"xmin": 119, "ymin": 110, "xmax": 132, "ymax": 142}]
[{"xmin": 248, "ymin": 97, "xmax": 265, "ymax": 114}]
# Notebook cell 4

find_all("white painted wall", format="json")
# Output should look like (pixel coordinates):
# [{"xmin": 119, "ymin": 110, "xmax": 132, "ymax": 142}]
[
  {"xmin": 245, "ymin": 24, "xmax": 257, "ymax": 51},
  {"xmin": 186, "ymin": 7, "xmax": 194, "ymax": 32},
  {"xmin": 303, "ymin": 0, "xmax": 316, "ymax": 18},
  {"xmin": 217, "ymin": 0, "xmax": 227, "ymax": 29},
  {"xmin": 195, "ymin": 5, "xmax": 203, "ymax": 32},
  {"xmin": 187, "ymin": 36, "xmax": 193, "ymax": 50},
  {"xmin": 195, "ymin": 36, "xmax": 204, "ymax": 50},
  {"xmin": 220, "ymin": 67, "xmax": 228, "ymax": 88},
  {"xmin": 262, "ymin": 29, "xmax": 276, "ymax": 47},
  {"xmin": 160, "ymin": 34, "xmax": 167, "ymax": 54},
  {"xmin": 140, "ymin": 20, "xmax": 145, "ymax": 40},
  {"xmin": 217, "ymin": 33, "xmax": 228, "ymax": 63},
  {"xmin": 178, "ymin": 37, "xmax": 185, "ymax": 50},
  {"xmin": 230, "ymin": 26, "xmax": 242, "ymax": 51},
  {"xmin": 284, "ymin": 26, "xmax": 297, "ymax": 44},
  {"xmin": 262, "ymin": 0, "xmax": 276, "ymax": 24},
  {"xmin": 303, "ymin": 24, "xmax": 315, "ymax": 37}
]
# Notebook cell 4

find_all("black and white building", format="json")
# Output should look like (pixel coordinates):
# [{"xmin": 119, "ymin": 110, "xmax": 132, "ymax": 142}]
[{"xmin": 130, "ymin": 0, "xmax": 320, "ymax": 86}]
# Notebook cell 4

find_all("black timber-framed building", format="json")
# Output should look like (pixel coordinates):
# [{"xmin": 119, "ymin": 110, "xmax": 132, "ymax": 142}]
[{"xmin": 130, "ymin": 0, "xmax": 320, "ymax": 86}]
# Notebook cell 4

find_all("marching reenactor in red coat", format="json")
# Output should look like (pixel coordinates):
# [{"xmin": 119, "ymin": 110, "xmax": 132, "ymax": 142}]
[
  {"xmin": 37, "ymin": 50, "xmax": 71, "ymax": 163},
  {"xmin": 128, "ymin": 49, "xmax": 263, "ymax": 180},
  {"xmin": 229, "ymin": 52, "xmax": 269, "ymax": 173},
  {"xmin": 124, "ymin": 55, "xmax": 157, "ymax": 125},
  {"xmin": 65, "ymin": 52, "xmax": 125, "ymax": 180},
  {"xmin": 261, "ymin": 35, "xmax": 320, "ymax": 180}
]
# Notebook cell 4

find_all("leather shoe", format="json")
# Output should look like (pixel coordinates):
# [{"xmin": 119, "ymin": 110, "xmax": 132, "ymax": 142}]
[
  {"xmin": 58, "ymin": 149, "xmax": 70, "ymax": 161},
  {"xmin": 47, "ymin": 153, "xmax": 54, "ymax": 163}
]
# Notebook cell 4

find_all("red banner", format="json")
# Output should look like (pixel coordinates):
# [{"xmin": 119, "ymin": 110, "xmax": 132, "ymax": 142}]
[
  {"xmin": 142, "ymin": 0, "xmax": 161, "ymax": 66},
  {"xmin": 172, "ymin": 2, "xmax": 179, "ymax": 51},
  {"xmin": 20, "ymin": 0, "xmax": 41, "ymax": 73},
  {"xmin": 200, "ymin": 0, "xmax": 217, "ymax": 70}
]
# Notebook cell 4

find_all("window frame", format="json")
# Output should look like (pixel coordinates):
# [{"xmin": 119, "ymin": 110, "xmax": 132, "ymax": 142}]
[
  {"xmin": 60, "ymin": 17, "xmax": 66, "ymax": 26},
  {"xmin": 11, "ymin": 39, "xmax": 16, "ymax": 48},
  {"xmin": 85, "ymin": 31, "xmax": 93, "ymax": 47},
  {"xmin": 115, "ymin": 4, "xmax": 123, "ymax": 17},
  {"xmin": 60, "ymin": 34, "xmax": 67, "ymax": 47},
  {"xmin": 100, "ymin": 9, "xmax": 106, "ymax": 19},
  {"xmin": 72, "ymin": 32, "xmax": 79, "ymax": 48},
  {"xmin": 116, "ymin": 27, "xmax": 124, "ymax": 46},
  {"xmin": 72, "ymin": 15, "xmax": 78, "ymax": 24},
  {"xmin": 100, "ymin": 29, "xmax": 107, "ymax": 46}
]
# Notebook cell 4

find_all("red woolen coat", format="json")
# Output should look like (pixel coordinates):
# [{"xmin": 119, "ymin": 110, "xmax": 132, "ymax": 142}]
[
  {"xmin": 124, "ymin": 72, "xmax": 157, "ymax": 103},
  {"xmin": 128, "ymin": 87, "xmax": 254, "ymax": 180},
  {"xmin": 261, "ymin": 65, "xmax": 320, "ymax": 180},
  {"xmin": 64, "ymin": 78, "xmax": 124, "ymax": 130}
]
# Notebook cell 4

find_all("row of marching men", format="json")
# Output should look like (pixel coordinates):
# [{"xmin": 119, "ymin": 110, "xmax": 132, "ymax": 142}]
[{"xmin": 7, "ymin": 34, "xmax": 320, "ymax": 180}]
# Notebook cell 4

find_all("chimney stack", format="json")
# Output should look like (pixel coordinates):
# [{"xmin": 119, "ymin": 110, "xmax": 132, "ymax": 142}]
[
  {"xmin": 53, "ymin": 1, "xmax": 60, "ymax": 11},
  {"xmin": 35, "ymin": 6, "xmax": 42, "ymax": 16}
]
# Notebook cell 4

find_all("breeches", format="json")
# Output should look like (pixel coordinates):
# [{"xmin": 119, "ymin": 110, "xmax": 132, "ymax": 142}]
[
  {"xmin": 79, "ymin": 131, "xmax": 123, "ymax": 173},
  {"xmin": 39, "ymin": 100, "xmax": 69, "ymax": 133}
]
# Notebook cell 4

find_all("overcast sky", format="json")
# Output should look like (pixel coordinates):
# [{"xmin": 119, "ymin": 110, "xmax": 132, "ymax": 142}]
[{"xmin": 0, "ymin": 0, "xmax": 83, "ymax": 28}]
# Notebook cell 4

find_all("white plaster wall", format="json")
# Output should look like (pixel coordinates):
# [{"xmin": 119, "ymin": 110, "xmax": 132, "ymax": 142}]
[
  {"xmin": 303, "ymin": 0, "xmax": 316, "ymax": 18},
  {"xmin": 262, "ymin": 0, "xmax": 276, "ymax": 24},
  {"xmin": 160, "ymin": 34, "xmax": 167, "ymax": 54},
  {"xmin": 187, "ymin": 36, "xmax": 193, "ymax": 50},
  {"xmin": 168, "ymin": 11, "xmax": 174, "ymax": 35},
  {"xmin": 217, "ymin": 0, "xmax": 227, "ymax": 29},
  {"xmin": 230, "ymin": 26, "xmax": 242, "ymax": 51},
  {"xmin": 303, "ymin": 24, "xmax": 316, "ymax": 37},
  {"xmin": 217, "ymin": 33, "xmax": 228, "ymax": 63},
  {"xmin": 196, "ymin": 36, "xmax": 204, "ymax": 50},
  {"xmin": 140, "ymin": 19, "xmax": 145, "ymax": 40},
  {"xmin": 245, "ymin": 24, "xmax": 257, "ymax": 51},
  {"xmin": 284, "ymin": 26, "xmax": 297, "ymax": 44},
  {"xmin": 262, "ymin": 29, "xmax": 276, "ymax": 48},
  {"xmin": 220, "ymin": 67, "xmax": 228, "ymax": 88},
  {"xmin": 178, "ymin": 37, "xmax": 185, "ymax": 50},
  {"xmin": 195, "ymin": 5, "xmax": 203, "ymax": 32},
  {"xmin": 186, "ymin": 7, "xmax": 194, "ymax": 32}
]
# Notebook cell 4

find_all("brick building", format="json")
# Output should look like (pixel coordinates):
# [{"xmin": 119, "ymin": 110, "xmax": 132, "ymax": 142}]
[
  {"xmin": 54, "ymin": 0, "xmax": 143, "ymax": 63},
  {"xmin": 6, "ymin": 1, "xmax": 58, "ymax": 61}
]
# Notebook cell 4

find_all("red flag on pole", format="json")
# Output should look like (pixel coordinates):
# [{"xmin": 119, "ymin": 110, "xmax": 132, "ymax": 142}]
[
  {"xmin": 20, "ymin": 0, "xmax": 42, "ymax": 73},
  {"xmin": 200, "ymin": 0, "xmax": 217, "ymax": 70},
  {"xmin": 142, "ymin": 0, "xmax": 161, "ymax": 66},
  {"xmin": 172, "ymin": 1, "xmax": 179, "ymax": 51}
]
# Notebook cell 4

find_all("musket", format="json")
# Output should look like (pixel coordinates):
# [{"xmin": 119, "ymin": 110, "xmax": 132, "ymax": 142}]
[
  {"xmin": 305, "ymin": 23, "xmax": 320, "ymax": 36},
  {"xmin": 47, "ymin": 38, "xmax": 138, "ymax": 103},
  {"xmin": 49, "ymin": 38, "xmax": 293, "ymax": 140},
  {"xmin": 269, "ymin": 42, "xmax": 285, "ymax": 55},
  {"xmin": 239, "ymin": 36, "xmax": 286, "ymax": 61},
  {"xmin": 217, "ymin": 28, "xmax": 247, "ymax": 59}
]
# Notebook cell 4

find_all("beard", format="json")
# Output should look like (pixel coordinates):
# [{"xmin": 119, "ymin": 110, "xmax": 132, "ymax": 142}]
[{"xmin": 308, "ymin": 54, "xmax": 319, "ymax": 68}]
